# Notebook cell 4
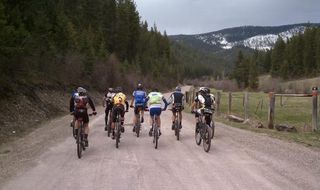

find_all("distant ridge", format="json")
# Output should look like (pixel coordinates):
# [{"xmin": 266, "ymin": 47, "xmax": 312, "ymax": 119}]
[{"xmin": 170, "ymin": 23, "xmax": 320, "ymax": 51}]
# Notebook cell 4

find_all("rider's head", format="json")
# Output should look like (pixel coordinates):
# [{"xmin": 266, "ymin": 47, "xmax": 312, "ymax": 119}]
[
  {"xmin": 115, "ymin": 86, "xmax": 123, "ymax": 93},
  {"xmin": 137, "ymin": 83, "xmax": 143, "ymax": 90},
  {"xmin": 77, "ymin": 87, "xmax": 87, "ymax": 96},
  {"xmin": 175, "ymin": 86, "xmax": 181, "ymax": 92},
  {"xmin": 199, "ymin": 87, "xmax": 206, "ymax": 95},
  {"xmin": 108, "ymin": 87, "xmax": 114, "ymax": 93}
]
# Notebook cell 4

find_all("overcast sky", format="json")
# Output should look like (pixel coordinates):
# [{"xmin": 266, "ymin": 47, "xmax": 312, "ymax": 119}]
[{"xmin": 134, "ymin": 0, "xmax": 320, "ymax": 35}]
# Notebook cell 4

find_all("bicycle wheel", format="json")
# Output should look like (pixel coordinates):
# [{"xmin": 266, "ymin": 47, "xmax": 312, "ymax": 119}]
[
  {"xmin": 107, "ymin": 113, "xmax": 112, "ymax": 137},
  {"xmin": 195, "ymin": 124, "xmax": 202, "ymax": 145},
  {"xmin": 203, "ymin": 126, "xmax": 212, "ymax": 152},
  {"xmin": 136, "ymin": 114, "xmax": 140, "ymax": 137},
  {"xmin": 211, "ymin": 120, "xmax": 215, "ymax": 139},
  {"xmin": 116, "ymin": 122, "xmax": 120, "ymax": 148},
  {"xmin": 154, "ymin": 126, "xmax": 158, "ymax": 149},
  {"xmin": 77, "ymin": 125, "xmax": 82, "ymax": 159},
  {"xmin": 175, "ymin": 122, "xmax": 180, "ymax": 141}
]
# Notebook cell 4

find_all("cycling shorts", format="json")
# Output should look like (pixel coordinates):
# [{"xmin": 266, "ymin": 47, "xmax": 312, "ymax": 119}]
[
  {"xmin": 134, "ymin": 105, "xmax": 144, "ymax": 115},
  {"xmin": 75, "ymin": 109, "xmax": 89, "ymax": 124},
  {"xmin": 150, "ymin": 107, "xmax": 161, "ymax": 117}
]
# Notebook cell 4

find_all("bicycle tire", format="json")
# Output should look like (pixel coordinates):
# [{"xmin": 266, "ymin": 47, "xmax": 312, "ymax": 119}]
[
  {"xmin": 116, "ymin": 122, "xmax": 120, "ymax": 148},
  {"xmin": 154, "ymin": 126, "xmax": 158, "ymax": 149},
  {"xmin": 195, "ymin": 124, "xmax": 202, "ymax": 145},
  {"xmin": 176, "ymin": 113, "xmax": 180, "ymax": 141},
  {"xmin": 77, "ymin": 124, "xmax": 82, "ymax": 159},
  {"xmin": 107, "ymin": 112, "xmax": 112, "ymax": 137},
  {"xmin": 136, "ymin": 113, "xmax": 140, "ymax": 137},
  {"xmin": 203, "ymin": 126, "xmax": 212, "ymax": 152},
  {"xmin": 211, "ymin": 120, "xmax": 215, "ymax": 139}
]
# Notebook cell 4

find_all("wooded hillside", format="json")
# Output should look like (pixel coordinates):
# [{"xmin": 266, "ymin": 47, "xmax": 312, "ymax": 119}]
[{"xmin": 0, "ymin": 0, "xmax": 218, "ymax": 96}]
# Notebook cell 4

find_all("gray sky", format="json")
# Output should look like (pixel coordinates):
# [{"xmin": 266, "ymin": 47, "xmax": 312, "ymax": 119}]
[{"xmin": 134, "ymin": 0, "xmax": 320, "ymax": 35}]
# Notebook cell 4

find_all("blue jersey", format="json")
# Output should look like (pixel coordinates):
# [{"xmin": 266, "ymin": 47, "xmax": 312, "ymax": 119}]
[{"xmin": 133, "ymin": 90, "xmax": 147, "ymax": 106}]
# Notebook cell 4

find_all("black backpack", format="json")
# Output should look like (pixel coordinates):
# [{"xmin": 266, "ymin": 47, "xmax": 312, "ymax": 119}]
[{"xmin": 203, "ymin": 94, "xmax": 212, "ymax": 108}]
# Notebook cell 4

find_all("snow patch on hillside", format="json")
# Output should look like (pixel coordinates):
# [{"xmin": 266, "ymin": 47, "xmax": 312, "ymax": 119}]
[{"xmin": 195, "ymin": 26, "xmax": 305, "ymax": 50}]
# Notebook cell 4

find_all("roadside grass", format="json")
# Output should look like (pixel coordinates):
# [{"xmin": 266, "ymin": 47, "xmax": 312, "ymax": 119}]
[{"xmin": 211, "ymin": 90, "xmax": 320, "ymax": 148}]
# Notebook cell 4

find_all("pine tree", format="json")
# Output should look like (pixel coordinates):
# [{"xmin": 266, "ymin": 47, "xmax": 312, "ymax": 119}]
[
  {"xmin": 271, "ymin": 37, "xmax": 285, "ymax": 77},
  {"xmin": 303, "ymin": 27, "xmax": 317, "ymax": 76}
]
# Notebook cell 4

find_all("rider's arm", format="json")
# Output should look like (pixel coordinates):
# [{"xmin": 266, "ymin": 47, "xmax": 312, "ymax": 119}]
[
  {"xmin": 69, "ymin": 97, "xmax": 75, "ymax": 113},
  {"xmin": 162, "ymin": 97, "xmax": 168, "ymax": 110},
  {"xmin": 167, "ymin": 94, "xmax": 173, "ymax": 105},
  {"xmin": 88, "ymin": 97, "xmax": 96, "ymax": 112},
  {"xmin": 130, "ymin": 95, "xmax": 134, "ymax": 107},
  {"xmin": 103, "ymin": 96, "xmax": 106, "ymax": 107},
  {"xmin": 125, "ymin": 100, "xmax": 129, "ymax": 111}
]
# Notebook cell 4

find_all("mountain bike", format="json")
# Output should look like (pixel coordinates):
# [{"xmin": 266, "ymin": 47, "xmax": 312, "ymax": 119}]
[
  {"xmin": 193, "ymin": 108, "xmax": 213, "ymax": 152},
  {"xmin": 76, "ymin": 111, "xmax": 94, "ymax": 158},
  {"xmin": 170, "ymin": 105, "xmax": 183, "ymax": 141}
]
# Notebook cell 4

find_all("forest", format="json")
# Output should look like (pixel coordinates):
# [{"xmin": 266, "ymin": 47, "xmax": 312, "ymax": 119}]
[
  {"xmin": 0, "ymin": 0, "xmax": 219, "ymax": 96},
  {"xmin": 231, "ymin": 27, "xmax": 320, "ymax": 89}
]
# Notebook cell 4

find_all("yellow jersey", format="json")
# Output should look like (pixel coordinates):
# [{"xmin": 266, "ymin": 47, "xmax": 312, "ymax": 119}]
[{"xmin": 113, "ymin": 92, "xmax": 126, "ymax": 106}]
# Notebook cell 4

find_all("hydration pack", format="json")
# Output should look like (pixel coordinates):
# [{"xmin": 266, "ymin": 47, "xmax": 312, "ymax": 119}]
[
  {"xmin": 203, "ymin": 94, "xmax": 212, "ymax": 108},
  {"xmin": 134, "ymin": 90, "xmax": 146, "ymax": 105},
  {"xmin": 75, "ymin": 96, "xmax": 88, "ymax": 109}
]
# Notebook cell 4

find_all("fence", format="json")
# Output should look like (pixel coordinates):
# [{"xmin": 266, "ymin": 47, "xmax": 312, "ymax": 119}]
[{"xmin": 185, "ymin": 87, "xmax": 319, "ymax": 132}]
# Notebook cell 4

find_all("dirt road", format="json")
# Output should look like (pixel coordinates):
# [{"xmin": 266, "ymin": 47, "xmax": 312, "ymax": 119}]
[{"xmin": 1, "ymin": 89, "xmax": 320, "ymax": 190}]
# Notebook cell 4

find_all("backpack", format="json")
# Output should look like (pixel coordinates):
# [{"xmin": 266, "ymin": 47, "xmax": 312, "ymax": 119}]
[
  {"xmin": 134, "ymin": 90, "xmax": 146, "ymax": 105},
  {"xmin": 75, "ymin": 96, "xmax": 88, "ymax": 109},
  {"xmin": 203, "ymin": 94, "xmax": 212, "ymax": 108},
  {"xmin": 172, "ymin": 92, "xmax": 183, "ymax": 104}
]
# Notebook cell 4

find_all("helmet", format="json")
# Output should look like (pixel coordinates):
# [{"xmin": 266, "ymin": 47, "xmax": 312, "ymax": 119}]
[
  {"xmin": 115, "ymin": 86, "xmax": 122, "ymax": 93},
  {"xmin": 137, "ymin": 83, "xmax": 143, "ymax": 90},
  {"xmin": 108, "ymin": 87, "xmax": 114, "ymax": 93},
  {"xmin": 204, "ymin": 87, "xmax": 210, "ymax": 94},
  {"xmin": 77, "ymin": 87, "xmax": 87, "ymax": 96},
  {"xmin": 199, "ymin": 87, "xmax": 210, "ymax": 94},
  {"xmin": 175, "ymin": 86, "xmax": 181, "ymax": 92}
]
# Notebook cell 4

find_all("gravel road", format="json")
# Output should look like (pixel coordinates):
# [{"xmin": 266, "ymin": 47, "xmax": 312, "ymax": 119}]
[{"xmin": 1, "ymin": 88, "xmax": 319, "ymax": 190}]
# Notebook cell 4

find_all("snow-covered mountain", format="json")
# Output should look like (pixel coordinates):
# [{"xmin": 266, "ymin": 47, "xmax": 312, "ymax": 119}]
[{"xmin": 170, "ymin": 23, "xmax": 320, "ymax": 52}]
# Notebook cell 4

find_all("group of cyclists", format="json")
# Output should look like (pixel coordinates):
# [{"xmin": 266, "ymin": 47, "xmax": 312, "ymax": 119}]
[{"xmin": 69, "ymin": 84, "xmax": 216, "ymax": 148}]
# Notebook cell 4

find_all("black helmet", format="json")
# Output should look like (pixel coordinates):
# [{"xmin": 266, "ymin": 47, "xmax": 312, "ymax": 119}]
[
  {"xmin": 204, "ymin": 87, "xmax": 210, "ymax": 94},
  {"xmin": 115, "ymin": 86, "xmax": 122, "ymax": 93}
]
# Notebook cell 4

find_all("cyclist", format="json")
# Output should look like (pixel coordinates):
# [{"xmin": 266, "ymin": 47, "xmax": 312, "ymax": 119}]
[
  {"xmin": 168, "ymin": 86, "xmax": 185, "ymax": 130},
  {"xmin": 111, "ymin": 87, "xmax": 129, "ymax": 139},
  {"xmin": 145, "ymin": 89, "xmax": 168, "ymax": 136},
  {"xmin": 130, "ymin": 83, "xmax": 147, "ymax": 132},
  {"xmin": 191, "ymin": 87, "xmax": 215, "ymax": 132},
  {"xmin": 70, "ymin": 87, "xmax": 97, "ymax": 147},
  {"xmin": 103, "ymin": 87, "xmax": 115, "ymax": 131}
]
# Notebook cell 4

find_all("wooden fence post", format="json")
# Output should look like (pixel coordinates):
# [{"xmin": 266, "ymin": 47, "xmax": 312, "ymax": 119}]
[
  {"xmin": 268, "ymin": 92, "xmax": 275, "ymax": 129},
  {"xmin": 185, "ymin": 91, "xmax": 189, "ymax": 104},
  {"xmin": 312, "ymin": 87, "xmax": 318, "ymax": 131},
  {"xmin": 228, "ymin": 92, "xmax": 232, "ymax": 115},
  {"xmin": 244, "ymin": 92, "xmax": 249, "ymax": 120},
  {"xmin": 216, "ymin": 91, "xmax": 221, "ymax": 116}
]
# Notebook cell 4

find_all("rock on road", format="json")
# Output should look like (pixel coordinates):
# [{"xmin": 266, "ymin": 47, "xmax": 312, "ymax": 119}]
[{"xmin": 1, "ymin": 88, "xmax": 320, "ymax": 190}]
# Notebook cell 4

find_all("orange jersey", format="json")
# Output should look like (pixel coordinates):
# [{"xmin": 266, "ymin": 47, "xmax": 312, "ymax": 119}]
[{"xmin": 113, "ymin": 92, "xmax": 126, "ymax": 106}]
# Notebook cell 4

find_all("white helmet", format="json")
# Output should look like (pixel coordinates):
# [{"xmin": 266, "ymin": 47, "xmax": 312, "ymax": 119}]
[{"xmin": 77, "ymin": 87, "xmax": 87, "ymax": 95}]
